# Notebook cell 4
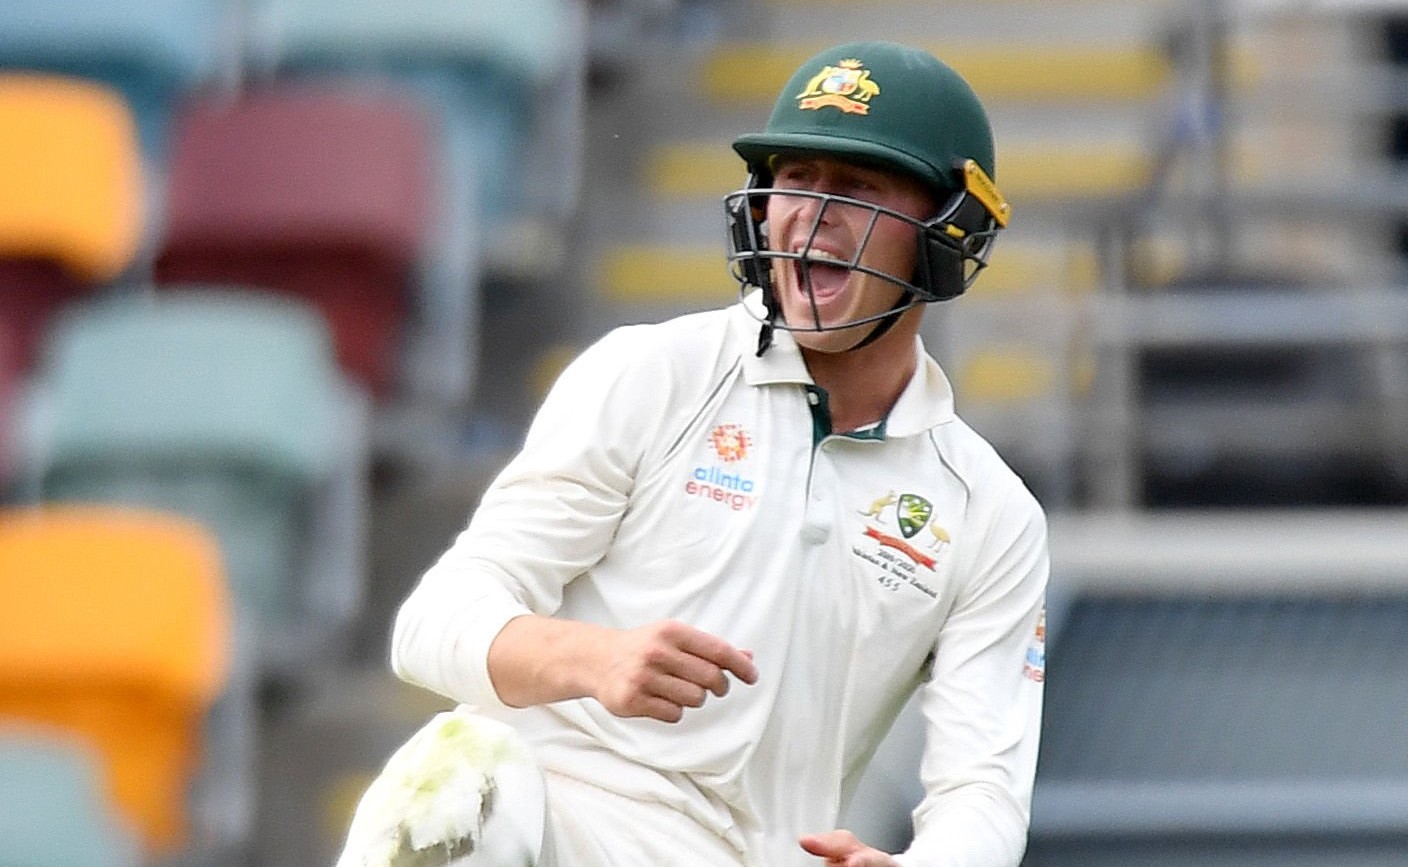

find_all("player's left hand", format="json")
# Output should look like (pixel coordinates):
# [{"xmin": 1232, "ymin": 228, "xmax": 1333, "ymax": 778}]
[{"xmin": 799, "ymin": 830, "xmax": 901, "ymax": 866}]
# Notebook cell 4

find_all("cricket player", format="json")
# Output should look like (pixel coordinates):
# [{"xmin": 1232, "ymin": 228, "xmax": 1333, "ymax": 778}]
[{"xmin": 338, "ymin": 40, "xmax": 1048, "ymax": 867}]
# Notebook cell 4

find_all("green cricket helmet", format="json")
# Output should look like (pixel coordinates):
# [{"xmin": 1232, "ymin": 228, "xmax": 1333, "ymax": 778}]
[{"xmin": 725, "ymin": 41, "xmax": 1010, "ymax": 351}]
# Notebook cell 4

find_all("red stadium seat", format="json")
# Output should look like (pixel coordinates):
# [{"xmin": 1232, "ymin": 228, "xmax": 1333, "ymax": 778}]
[
  {"xmin": 155, "ymin": 83, "xmax": 432, "ymax": 398},
  {"xmin": 0, "ymin": 316, "xmax": 16, "ymax": 485}
]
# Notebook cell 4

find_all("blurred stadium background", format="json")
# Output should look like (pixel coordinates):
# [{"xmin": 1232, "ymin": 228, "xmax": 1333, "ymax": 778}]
[{"xmin": 0, "ymin": 0, "xmax": 1406, "ymax": 865}]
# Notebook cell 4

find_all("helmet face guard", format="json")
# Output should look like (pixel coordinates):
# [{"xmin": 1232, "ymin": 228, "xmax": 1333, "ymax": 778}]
[
  {"xmin": 724, "ymin": 158, "xmax": 1008, "ymax": 334},
  {"xmin": 725, "ymin": 41, "xmax": 1010, "ymax": 347}
]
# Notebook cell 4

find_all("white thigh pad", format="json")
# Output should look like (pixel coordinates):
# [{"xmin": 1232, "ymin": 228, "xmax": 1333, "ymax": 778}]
[{"xmin": 336, "ymin": 708, "xmax": 547, "ymax": 867}]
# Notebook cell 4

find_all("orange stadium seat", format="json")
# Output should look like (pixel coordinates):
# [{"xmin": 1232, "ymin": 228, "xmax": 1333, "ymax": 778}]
[
  {"xmin": 155, "ymin": 84, "xmax": 432, "ymax": 399},
  {"xmin": 0, "ymin": 506, "xmax": 231, "ymax": 855},
  {"xmin": 0, "ymin": 73, "xmax": 143, "ymax": 373}
]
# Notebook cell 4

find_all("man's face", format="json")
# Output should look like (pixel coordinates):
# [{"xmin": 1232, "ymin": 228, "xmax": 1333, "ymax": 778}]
[{"xmin": 764, "ymin": 155, "xmax": 937, "ymax": 353}]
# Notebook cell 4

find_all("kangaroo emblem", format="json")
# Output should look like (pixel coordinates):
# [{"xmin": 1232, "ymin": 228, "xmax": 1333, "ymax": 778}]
[
  {"xmin": 859, "ymin": 491, "xmax": 897, "ymax": 519},
  {"xmin": 927, "ymin": 521, "xmax": 951, "ymax": 550}
]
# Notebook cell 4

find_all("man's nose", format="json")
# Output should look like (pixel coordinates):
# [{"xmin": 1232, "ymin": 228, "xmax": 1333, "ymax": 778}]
[{"xmin": 790, "ymin": 191, "xmax": 832, "ymax": 228}]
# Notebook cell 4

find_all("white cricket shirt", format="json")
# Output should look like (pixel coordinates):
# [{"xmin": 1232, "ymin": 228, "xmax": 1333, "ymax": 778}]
[{"xmin": 393, "ymin": 296, "xmax": 1049, "ymax": 867}]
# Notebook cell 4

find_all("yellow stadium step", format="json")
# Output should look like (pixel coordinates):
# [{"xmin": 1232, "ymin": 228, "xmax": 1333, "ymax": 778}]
[
  {"xmin": 956, "ymin": 346, "xmax": 1059, "ymax": 404},
  {"xmin": 976, "ymin": 242, "xmax": 1099, "ymax": 295},
  {"xmin": 997, "ymin": 144, "xmax": 1154, "ymax": 201},
  {"xmin": 596, "ymin": 244, "xmax": 736, "ymax": 305},
  {"xmin": 700, "ymin": 42, "xmax": 1176, "ymax": 107},
  {"xmin": 645, "ymin": 140, "xmax": 1156, "ymax": 203}
]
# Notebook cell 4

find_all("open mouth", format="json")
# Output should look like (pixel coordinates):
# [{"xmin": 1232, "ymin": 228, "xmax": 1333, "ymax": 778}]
[{"xmin": 794, "ymin": 250, "xmax": 852, "ymax": 301}]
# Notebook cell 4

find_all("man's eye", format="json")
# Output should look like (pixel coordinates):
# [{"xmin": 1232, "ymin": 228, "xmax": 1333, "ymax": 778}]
[{"xmin": 831, "ymin": 178, "xmax": 871, "ymax": 199}]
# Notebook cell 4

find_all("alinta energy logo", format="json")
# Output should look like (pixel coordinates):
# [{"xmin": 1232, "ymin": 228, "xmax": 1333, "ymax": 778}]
[
  {"xmin": 683, "ymin": 424, "xmax": 759, "ymax": 511},
  {"xmin": 710, "ymin": 423, "xmax": 751, "ymax": 462}
]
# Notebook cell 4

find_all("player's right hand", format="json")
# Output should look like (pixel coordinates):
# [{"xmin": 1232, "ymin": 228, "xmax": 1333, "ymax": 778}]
[{"xmin": 593, "ymin": 619, "xmax": 758, "ymax": 723}]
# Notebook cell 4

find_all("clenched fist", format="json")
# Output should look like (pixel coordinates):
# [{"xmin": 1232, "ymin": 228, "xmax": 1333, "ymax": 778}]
[
  {"xmin": 593, "ymin": 619, "xmax": 758, "ymax": 722},
  {"xmin": 487, "ymin": 615, "xmax": 757, "ymax": 723}
]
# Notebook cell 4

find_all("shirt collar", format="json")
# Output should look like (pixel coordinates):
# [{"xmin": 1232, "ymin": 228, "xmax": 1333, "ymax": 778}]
[
  {"xmin": 734, "ymin": 295, "xmax": 812, "ymax": 386},
  {"xmin": 886, "ymin": 346, "xmax": 956, "ymax": 437},
  {"xmin": 731, "ymin": 294, "xmax": 956, "ymax": 437}
]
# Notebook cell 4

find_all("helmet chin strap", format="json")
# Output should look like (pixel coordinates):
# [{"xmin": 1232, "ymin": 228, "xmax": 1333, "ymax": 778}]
[
  {"xmin": 755, "ymin": 321, "xmax": 775, "ymax": 357},
  {"xmin": 757, "ymin": 282, "xmax": 912, "ymax": 356},
  {"xmin": 755, "ymin": 285, "xmax": 781, "ymax": 356},
  {"xmin": 841, "ymin": 291, "xmax": 911, "ymax": 352}
]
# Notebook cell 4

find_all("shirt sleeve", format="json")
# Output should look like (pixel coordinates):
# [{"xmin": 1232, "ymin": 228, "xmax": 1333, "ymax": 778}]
[
  {"xmin": 390, "ymin": 326, "xmax": 666, "ymax": 711},
  {"xmin": 895, "ymin": 482, "xmax": 1049, "ymax": 867}
]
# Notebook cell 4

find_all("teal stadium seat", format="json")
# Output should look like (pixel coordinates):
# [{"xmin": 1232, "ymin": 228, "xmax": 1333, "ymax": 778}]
[
  {"xmin": 28, "ymin": 290, "xmax": 370, "ymax": 679},
  {"xmin": 0, "ymin": 0, "xmax": 232, "ymax": 160},
  {"xmin": 0, "ymin": 730, "xmax": 140, "ymax": 867}
]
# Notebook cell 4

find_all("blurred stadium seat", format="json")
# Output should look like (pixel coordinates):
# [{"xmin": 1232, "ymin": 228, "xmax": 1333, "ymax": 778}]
[
  {"xmin": 0, "ymin": 318, "xmax": 16, "ymax": 489},
  {"xmin": 24, "ymin": 290, "xmax": 370, "ymax": 680},
  {"xmin": 0, "ymin": 73, "xmax": 143, "ymax": 374},
  {"xmin": 245, "ymin": 0, "xmax": 582, "ymax": 233},
  {"xmin": 239, "ymin": 0, "xmax": 588, "ymax": 421},
  {"xmin": 244, "ymin": 0, "xmax": 585, "ymax": 296},
  {"xmin": 0, "ymin": 0, "xmax": 234, "ymax": 160},
  {"xmin": 0, "ymin": 729, "xmax": 141, "ymax": 867},
  {"xmin": 155, "ymin": 84, "xmax": 432, "ymax": 403},
  {"xmin": 0, "ymin": 505, "xmax": 231, "ymax": 857}
]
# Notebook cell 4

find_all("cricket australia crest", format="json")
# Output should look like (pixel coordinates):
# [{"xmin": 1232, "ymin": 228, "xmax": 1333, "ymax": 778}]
[
  {"xmin": 853, "ymin": 490, "xmax": 950, "ymax": 599},
  {"xmin": 797, "ymin": 59, "xmax": 881, "ymax": 115},
  {"xmin": 895, "ymin": 493, "xmax": 932, "ymax": 539}
]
